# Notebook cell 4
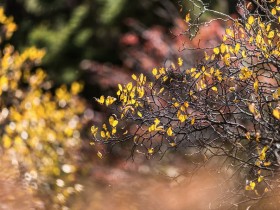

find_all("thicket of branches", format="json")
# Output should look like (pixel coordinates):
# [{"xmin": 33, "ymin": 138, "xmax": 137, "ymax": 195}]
[{"xmin": 92, "ymin": 0, "xmax": 280, "ymax": 208}]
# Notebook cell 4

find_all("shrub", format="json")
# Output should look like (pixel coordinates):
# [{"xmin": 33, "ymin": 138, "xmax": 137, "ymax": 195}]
[
  {"xmin": 0, "ymin": 7, "xmax": 86, "ymax": 209},
  {"xmin": 92, "ymin": 0, "xmax": 280, "ymax": 207}
]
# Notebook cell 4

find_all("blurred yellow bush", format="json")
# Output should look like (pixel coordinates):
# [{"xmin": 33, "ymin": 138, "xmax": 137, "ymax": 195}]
[{"xmin": 0, "ymin": 7, "xmax": 86, "ymax": 209}]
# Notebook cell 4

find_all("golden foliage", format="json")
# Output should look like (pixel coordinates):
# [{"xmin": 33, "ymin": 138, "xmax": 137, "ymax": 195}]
[{"xmin": 0, "ymin": 7, "xmax": 86, "ymax": 209}]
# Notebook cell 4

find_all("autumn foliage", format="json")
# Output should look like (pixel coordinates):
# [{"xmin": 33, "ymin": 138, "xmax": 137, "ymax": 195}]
[
  {"xmin": 0, "ymin": 8, "xmax": 86, "ymax": 209},
  {"xmin": 92, "ymin": 0, "xmax": 280, "ymax": 207}
]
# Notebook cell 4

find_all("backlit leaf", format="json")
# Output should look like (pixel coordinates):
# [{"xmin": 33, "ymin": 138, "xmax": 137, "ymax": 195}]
[
  {"xmin": 248, "ymin": 16, "xmax": 254, "ymax": 25},
  {"xmin": 167, "ymin": 127, "xmax": 173, "ymax": 136},
  {"xmin": 273, "ymin": 108, "xmax": 280, "ymax": 119}
]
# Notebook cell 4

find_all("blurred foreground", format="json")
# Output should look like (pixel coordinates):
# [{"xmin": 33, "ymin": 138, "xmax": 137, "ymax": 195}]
[{"xmin": 71, "ymin": 157, "xmax": 280, "ymax": 210}]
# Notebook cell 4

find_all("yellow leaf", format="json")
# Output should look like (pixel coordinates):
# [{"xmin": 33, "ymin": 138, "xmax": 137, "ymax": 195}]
[
  {"xmin": 100, "ymin": 131, "xmax": 106, "ymax": 138},
  {"xmin": 106, "ymin": 131, "xmax": 111, "ymax": 138},
  {"xmin": 264, "ymin": 162, "xmax": 271, "ymax": 166},
  {"xmin": 154, "ymin": 118, "xmax": 160, "ymax": 126},
  {"xmin": 105, "ymin": 96, "xmax": 116, "ymax": 106},
  {"xmin": 229, "ymin": 87, "xmax": 236, "ymax": 92},
  {"xmin": 148, "ymin": 148, "xmax": 154, "ymax": 154},
  {"xmin": 139, "ymin": 74, "xmax": 144, "ymax": 84},
  {"xmin": 158, "ymin": 87, "xmax": 164, "ymax": 94},
  {"xmin": 273, "ymin": 108, "xmax": 280, "ymax": 119},
  {"xmin": 253, "ymin": 80, "xmax": 259, "ymax": 93},
  {"xmin": 132, "ymin": 74, "xmax": 137, "ymax": 80},
  {"xmin": 169, "ymin": 142, "xmax": 177, "ymax": 147},
  {"xmin": 268, "ymin": 30, "xmax": 275, "ymax": 39},
  {"xmin": 185, "ymin": 13, "xmax": 190, "ymax": 22},
  {"xmin": 167, "ymin": 127, "xmax": 173, "ymax": 136},
  {"xmin": 96, "ymin": 95, "xmax": 105, "ymax": 104},
  {"xmin": 97, "ymin": 151, "xmax": 103, "ymax": 159},
  {"xmin": 122, "ymin": 130, "xmax": 128, "ymax": 135},
  {"xmin": 152, "ymin": 68, "xmax": 157, "ymax": 76},
  {"xmin": 213, "ymin": 47, "xmax": 220, "ymax": 55},
  {"xmin": 211, "ymin": 86, "xmax": 218, "ymax": 92},
  {"xmin": 242, "ymin": 50, "xmax": 246, "ymax": 58},
  {"xmin": 204, "ymin": 52, "xmax": 210, "ymax": 60},
  {"xmin": 178, "ymin": 57, "xmax": 183, "ymax": 66},
  {"xmin": 137, "ymin": 111, "xmax": 142, "ymax": 117},
  {"xmin": 272, "ymin": 8, "xmax": 277, "ymax": 15},
  {"xmin": 112, "ymin": 127, "xmax": 117, "ymax": 135},
  {"xmin": 248, "ymin": 103, "xmax": 255, "ymax": 114},
  {"xmin": 248, "ymin": 16, "xmax": 254, "ymax": 25},
  {"xmin": 226, "ymin": 28, "xmax": 234, "ymax": 37},
  {"xmin": 173, "ymin": 102, "xmax": 180, "ymax": 107},
  {"xmin": 109, "ymin": 116, "xmax": 118, "ymax": 127},
  {"xmin": 234, "ymin": 43, "xmax": 240, "ymax": 54},
  {"xmin": 220, "ymin": 43, "xmax": 226, "ymax": 53},
  {"xmin": 245, "ymin": 185, "xmax": 251, "ymax": 191},
  {"xmin": 178, "ymin": 114, "xmax": 187, "ymax": 123},
  {"xmin": 3, "ymin": 136, "xmax": 11, "ymax": 149},
  {"xmin": 148, "ymin": 124, "xmax": 156, "ymax": 132},
  {"xmin": 127, "ymin": 82, "xmax": 133, "ymax": 91},
  {"xmin": 258, "ymin": 176, "xmax": 263, "ymax": 183},
  {"xmin": 91, "ymin": 126, "xmax": 98, "ymax": 136},
  {"xmin": 194, "ymin": 72, "xmax": 201, "ymax": 79},
  {"xmin": 245, "ymin": 132, "xmax": 250, "ymax": 140},
  {"xmin": 191, "ymin": 117, "xmax": 195, "ymax": 125},
  {"xmin": 250, "ymin": 181, "xmax": 256, "ymax": 190}
]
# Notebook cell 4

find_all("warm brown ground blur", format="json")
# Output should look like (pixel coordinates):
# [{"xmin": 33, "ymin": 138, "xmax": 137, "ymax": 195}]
[
  {"xmin": 71, "ymin": 155, "xmax": 280, "ymax": 210},
  {"xmin": 0, "ymin": 155, "xmax": 39, "ymax": 210},
  {"xmin": 71, "ymin": 157, "xmax": 237, "ymax": 210},
  {"xmin": 2, "ymin": 154, "xmax": 280, "ymax": 210}
]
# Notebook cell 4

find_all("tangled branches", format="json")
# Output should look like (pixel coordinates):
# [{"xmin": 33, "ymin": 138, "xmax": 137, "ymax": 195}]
[{"xmin": 92, "ymin": 0, "xmax": 280, "ymax": 207}]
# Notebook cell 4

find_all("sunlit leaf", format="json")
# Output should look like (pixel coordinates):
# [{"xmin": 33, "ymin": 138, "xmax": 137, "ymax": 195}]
[
  {"xmin": 96, "ymin": 95, "xmax": 105, "ymax": 104},
  {"xmin": 253, "ymin": 80, "xmax": 259, "ymax": 93},
  {"xmin": 178, "ymin": 57, "xmax": 183, "ymax": 66},
  {"xmin": 273, "ymin": 108, "xmax": 280, "ymax": 119},
  {"xmin": 258, "ymin": 176, "xmax": 263, "ymax": 183},
  {"xmin": 220, "ymin": 43, "xmax": 226, "ymax": 53},
  {"xmin": 137, "ymin": 111, "xmax": 142, "ymax": 118},
  {"xmin": 211, "ymin": 86, "xmax": 218, "ymax": 92},
  {"xmin": 268, "ymin": 30, "xmax": 275, "ymax": 39},
  {"xmin": 213, "ymin": 47, "xmax": 220, "ymax": 55},
  {"xmin": 234, "ymin": 43, "xmax": 240, "ymax": 54},
  {"xmin": 132, "ymin": 74, "xmax": 137, "ymax": 80},
  {"xmin": 167, "ymin": 127, "xmax": 173, "ymax": 136},
  {"xmin": 127, "ymin": 82, "xmax": 133, "ymax": 91},
  {"xmin": 148, "ymin": 148, "xmax": 154, "ymax": 154},
  {"xmin": 152, "ymin": 68, "xmax": 157, "ymax": 76},
  {"xmin": 109, "ymin": 116, "xmax": 118, "ymax": 127},
  {"xmin": 185, "ymin": 13, "xmax": 190, "ymax": 22},
  {"xmin": 248, "ymin": 16, "xmax": 254, "ymax": 25},
  {"xmin": 97, "ymin": 151, "xmax": 103, "ymax": 159},
  {"xmin": 250, "ymin": 181, "xmax": 256, "ymax": 190}
]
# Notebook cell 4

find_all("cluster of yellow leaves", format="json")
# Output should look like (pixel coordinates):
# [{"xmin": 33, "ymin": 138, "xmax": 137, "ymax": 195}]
[
  {"xmin": 255, "ymin": 146, "xmax": 271, "ymax": 167},
  {"xmin": 95, "ymin": 115, "xmax": 119, "ymax": 142},
  {"xmin": 239, "ymin": 67, "xmax": 253, "ymax": 80},
  {"xmin": 0, "ymin": 7, "xmax": 17, "ymax": 39},
  {"xmin": 186, "ymin": 66, "xmax": 222, "ymax": 92},
  {"xmin": 116, "ymin": 74, "xmax": 146, "ymax": 116},
  {"xmin": 174, "ymin": 101, "xmax": 189, "ymax": 123},
  {"xmin": 95, "ymin": 95, "xmax": 116, "ymax": 106},
  {"xmin": 148, "ymin": 118, "xmax": 164, "ymax": 132},
  {"xmin": 152, "ymin": 67, "xmax": 167, "ymax": 81},
  {"xmin": 0, "ymin": 7, "xmax": 86, "ymax": 209}
]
